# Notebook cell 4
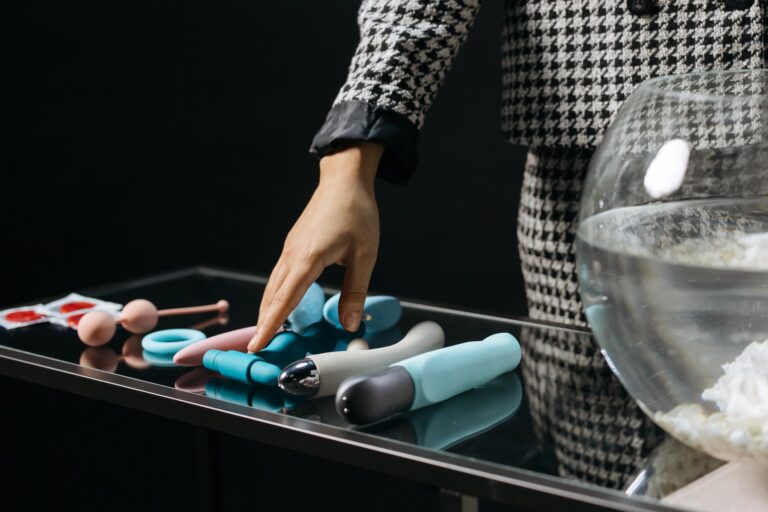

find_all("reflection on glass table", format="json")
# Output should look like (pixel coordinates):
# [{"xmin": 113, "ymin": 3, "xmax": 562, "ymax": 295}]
[
  {"xmin": 361, "ymin": 372, "xmax": 523, "ymax": 451},
  {"xmin": 192, "ymin": 368, "xmax": 524, "ymax": 450},
  {"xmin": 0, "ymin": 267, "xmax": 726, "ymax": 507}
]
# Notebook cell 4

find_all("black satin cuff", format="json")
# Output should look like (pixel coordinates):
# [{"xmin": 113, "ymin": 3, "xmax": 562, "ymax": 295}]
[{"xmin": 309, "ymin": 101, "xmax": 420, "ymax": 185}]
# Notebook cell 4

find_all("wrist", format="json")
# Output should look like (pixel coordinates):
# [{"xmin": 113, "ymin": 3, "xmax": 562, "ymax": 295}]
[{"xmin": 319, "ymin": 142, "xmax": 383, "ymax": 192}]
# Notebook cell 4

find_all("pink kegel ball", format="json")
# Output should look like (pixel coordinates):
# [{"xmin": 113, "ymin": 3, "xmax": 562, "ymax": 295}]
[
  {"xmin": 76, "ymin": 298, "xmax": 230, "ymax": 347},
  {"xmin": 77, "ymin": 310, "xmax": 117, "ymax": 347},
  {"xmin": 120, "ymin": 299, "xmax": 159, "ymax": 333}
]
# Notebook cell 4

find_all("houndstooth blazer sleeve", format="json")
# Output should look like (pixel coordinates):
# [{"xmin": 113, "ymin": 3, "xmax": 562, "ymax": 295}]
[{"xmin": 310, "ymin": 0, "xmax": 481, "ymax": 184}]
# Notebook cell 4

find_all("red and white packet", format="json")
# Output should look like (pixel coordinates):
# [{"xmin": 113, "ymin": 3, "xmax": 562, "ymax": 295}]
[
  {"xmin": 0, "ymin": 305, "xmax": 50, "ymax": 329},
  {"xmin": 43, "ymin": 293, "xmax": 122, "ymax": 329}
]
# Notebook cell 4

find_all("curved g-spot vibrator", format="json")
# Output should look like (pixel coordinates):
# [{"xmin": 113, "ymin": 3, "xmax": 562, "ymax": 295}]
[
  {"xmin": 364, "ymin": 327, "xmax": 403, "ymax": 349},
  {"xmin": 141, "ymin": 328, "xmax": 207, "ymax": 355},
  {"xmin": 174, "ymin": 326, "xmax": 258, "ymax": 366},
  {"xmin": 203, "ymin": 323, "xmax": 366, "ymax": 386},
  {"xmin": 336, "ymin": 333, "xmax": 521, "ymax": 424},
  {"xmin": 278, "ymin": 321, "xmax": 445, "ymax": 398},
  {"xmin": 296, "ymin": 321, "xmax": 367, "ymax": 355},
  {"xmin": 287, "ymin": 282, "xmax": 325, "ymax": 331},
  {"xmin": 361, "ymin": 372, "xmax": 523, "ymax": 450},
  {"xmin": 322, "ymin": 293, "xmax": 401, "ymax": 333},
  {"xmin": 77, "ymin": 299, "xmax": 229, "ymax": 347}
]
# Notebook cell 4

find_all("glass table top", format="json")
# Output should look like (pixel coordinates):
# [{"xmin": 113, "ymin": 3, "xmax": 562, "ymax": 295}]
[{"xmin": 0, "ymin": 267, "xmax": 722, "ymax": 510}]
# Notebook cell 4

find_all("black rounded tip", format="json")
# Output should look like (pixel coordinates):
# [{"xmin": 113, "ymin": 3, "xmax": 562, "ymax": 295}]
[
  {"xmin": 335, "ymin": 366, "xmax": 415, "ymax": 424},
  {"xmin": 278, "ymin": 358, "xmax": 319, "ymax": 397}
]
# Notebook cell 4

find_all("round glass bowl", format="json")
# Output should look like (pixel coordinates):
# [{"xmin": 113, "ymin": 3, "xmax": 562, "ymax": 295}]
[{"xmin": 576, "ymin": 70, "xmax": 768, "ymax": 464}]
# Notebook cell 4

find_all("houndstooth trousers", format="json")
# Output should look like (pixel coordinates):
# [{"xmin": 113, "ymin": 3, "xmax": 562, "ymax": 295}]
[
  {"xmin": 520, "ymin": 323, "xmax": 665, "ymax": 488},
  {"xmin": 517, "ymin": 147, "xmax": 593, "ymax": 327}
]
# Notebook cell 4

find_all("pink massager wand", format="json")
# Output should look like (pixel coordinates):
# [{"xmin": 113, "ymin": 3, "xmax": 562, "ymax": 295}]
[
  {"xmin": 77, "ymin": 299, "xmax": 229, "ymax": 347},
  {"xmin": 174, "ymin": 324, "xmax": 283, "ymax": 366}
]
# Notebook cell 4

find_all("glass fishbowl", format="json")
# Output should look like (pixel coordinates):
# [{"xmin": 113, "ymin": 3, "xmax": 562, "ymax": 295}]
[{"xmin": 577, "ymin": 69, "xmax": 768, "ymax": 464}]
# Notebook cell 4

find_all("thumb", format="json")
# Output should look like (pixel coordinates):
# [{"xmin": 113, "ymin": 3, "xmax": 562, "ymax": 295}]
[{"xmin": 338, "ymin": 252, "xmax": 375, "ymax": 332}]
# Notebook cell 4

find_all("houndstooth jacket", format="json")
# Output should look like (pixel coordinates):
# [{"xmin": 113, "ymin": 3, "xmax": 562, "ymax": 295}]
[{"xmin": 310, "ymin": 0, "xmax": 766, "ymax": 183}]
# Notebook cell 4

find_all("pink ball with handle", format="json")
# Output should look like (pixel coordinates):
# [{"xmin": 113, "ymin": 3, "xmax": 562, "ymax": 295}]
[{"xmin": 77, "ymin": 299, "xmax": 229, "ymax": 347}]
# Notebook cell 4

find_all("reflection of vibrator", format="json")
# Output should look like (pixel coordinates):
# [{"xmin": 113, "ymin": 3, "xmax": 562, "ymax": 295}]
[
  {"xmin": 204, "ymin": 378, "xmax": 287, "ymax": 413},
  {"xmin": 286, "ymin": 396, "xmax": 351, "ymax": 427},
  {"xmin": 279, "ymin": 321, "xmax": 445, "ymax": 398},
  {"xmin": 336, "ymin": 333, "xmax": 521, "ymax": 424},
  {"xmin": 361, "ymin": 372, "xmax": 523, "ymax": 450},
  {"xmin": 204, "ymin": 378, "xmax": 351, "ymax": 427},
  {"xmin": 175, "ymin": 367, "xmax": 218, "ymax": 393}
]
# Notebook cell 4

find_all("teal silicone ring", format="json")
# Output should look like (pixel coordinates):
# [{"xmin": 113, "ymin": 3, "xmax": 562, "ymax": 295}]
[{"xmin": 141, "ymin": 328, "xmax": 207, "ymax": 355}]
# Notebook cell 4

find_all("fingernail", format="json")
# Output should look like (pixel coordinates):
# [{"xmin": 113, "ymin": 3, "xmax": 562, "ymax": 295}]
[
  {"xmin": 247, "ymin": 326, "xmax": 262, "ymax": 353},
  {"xmin": 343, "ymin": 311, "xmax": 361, "ymax": 332}
]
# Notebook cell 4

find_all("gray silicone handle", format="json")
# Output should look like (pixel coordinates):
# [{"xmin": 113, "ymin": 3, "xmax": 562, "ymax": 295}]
[{"xmin": 310, "ymin": 321, "xmax": 445, "ymax": 397}]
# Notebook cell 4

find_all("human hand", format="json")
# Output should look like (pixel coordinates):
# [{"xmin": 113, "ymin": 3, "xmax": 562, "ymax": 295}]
[{"xmin": 247, "ymin": 142, "xmax": 384, "ymax": 352}]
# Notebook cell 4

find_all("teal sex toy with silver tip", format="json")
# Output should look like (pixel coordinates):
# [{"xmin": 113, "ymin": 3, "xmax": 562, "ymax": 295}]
[
  {"xmin": 203, "ymin": 330, "xmax": 306, "ymax": 386},
  {"xmin": 336, "ymin": 332, "xmax": 521, "ymax": 424}
]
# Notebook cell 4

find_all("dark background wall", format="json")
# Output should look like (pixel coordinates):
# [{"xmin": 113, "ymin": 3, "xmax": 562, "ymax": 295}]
[
  {"xmin": 4, "ymin": 0, "xmax": 527, "ymax": 316},
  {"xmin": 3, "ymin": 3, "xmax": 528, "ymax": 510}
]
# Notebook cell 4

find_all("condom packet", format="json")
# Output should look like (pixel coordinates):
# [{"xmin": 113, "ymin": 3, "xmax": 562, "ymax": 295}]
[
  {"xmin": 48, "ymin": 305, "xmax": 122, "ymax": 329},
  {"xmin": 0, "ymin": 305, "xmax": 50, "ymax": 329},
  {"xmin": 44, "ymin": 293, "xmax": 122, "ymax": 329}
]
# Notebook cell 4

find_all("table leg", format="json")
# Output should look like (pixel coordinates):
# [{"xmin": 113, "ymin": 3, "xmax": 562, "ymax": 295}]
[
  {"xmin": 195, "ymin": 427, "xmax": 223, "ymax": 512},
  {"xmin": 439, "ymin": 488, "xmax": 479, "ymax": 512}
]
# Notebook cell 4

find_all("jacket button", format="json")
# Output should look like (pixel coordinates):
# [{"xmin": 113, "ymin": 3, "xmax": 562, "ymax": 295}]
[
  {"xmin": 627, "ymin": 0, "xmax": 660, "ymax": 15},
  {"xmin": 725, "ymin": 0, "xmax": 754, "ymax": 10}
]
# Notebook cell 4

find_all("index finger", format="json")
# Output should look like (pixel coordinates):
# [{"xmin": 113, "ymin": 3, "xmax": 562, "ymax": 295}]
[
  {"xmin": 248, "ymin": 262, "xmax": 322, "ymax": 352},
  {"xmin": 258, "ymin": 256, "xmax": 289, "ymax": 321}
]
